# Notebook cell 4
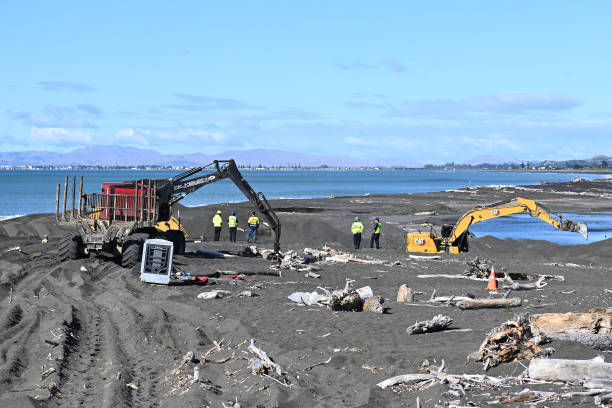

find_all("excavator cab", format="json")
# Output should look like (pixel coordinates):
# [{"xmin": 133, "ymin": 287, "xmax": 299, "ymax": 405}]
[{"xmin": 440, "ymin": 224, "xmax": 454, "ymax": 238}]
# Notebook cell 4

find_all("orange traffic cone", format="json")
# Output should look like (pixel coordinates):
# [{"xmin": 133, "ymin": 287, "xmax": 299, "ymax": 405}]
[{"xmin": 486, "ymin": 265, "xmax": 498, "ymax": 290}]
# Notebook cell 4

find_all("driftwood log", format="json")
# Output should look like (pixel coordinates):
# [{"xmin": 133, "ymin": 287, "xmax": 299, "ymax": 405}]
[
  {"xmin": 502, "ymin": 275, "xmax": 547, "ymax": 290},
  {"xmin": 457, "ymin": 297, "xmax": 521, "ymax": 310},
  {"xmin": 528, "ymin": 356, "xmax": 612, "ymax": 382},
  {"xmin": 530, "ymin": 309, "xmax": 612, "ymax": 350},
  {"xmin": 407, "ymin": 314, "xmax": 453, "ymax": 335}
]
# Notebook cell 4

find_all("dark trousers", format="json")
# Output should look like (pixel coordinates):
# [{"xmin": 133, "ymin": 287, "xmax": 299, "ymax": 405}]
[
  {"xmin": 370, "ymin": 233, "xmax": 380, "ymax": 249},
  {"xmin": 353, "ymin": 233, "xmax": 361, "ymax": 249},
  {"xmin": 214, "ymin": 227, "xmax": 221, "ymax": 241},
  {"xmin": 229, "ymin": 227, "xmax": 237, "ymax": 242}
]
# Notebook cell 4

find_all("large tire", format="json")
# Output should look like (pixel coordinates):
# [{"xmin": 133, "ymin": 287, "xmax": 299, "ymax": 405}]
[
  {"xmin": 120, "ymin": 233, "xmax": 149, "ymax": 269},
  {"xmin": 58, "ymin": 232, "xmax": 83, "ymax": 262},
  {"xmin": 165, "ymin": 230, "xmax": 186, "ymax": 255}
]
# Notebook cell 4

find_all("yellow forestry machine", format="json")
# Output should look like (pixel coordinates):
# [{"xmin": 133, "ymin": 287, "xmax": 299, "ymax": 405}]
[
  {"xmin": 56, "ymin": 160, "xmax": 281, "ymax": 267},
  {"xmin": 406, "ymin": 197, "xmax": 588, "ymax": 254}
]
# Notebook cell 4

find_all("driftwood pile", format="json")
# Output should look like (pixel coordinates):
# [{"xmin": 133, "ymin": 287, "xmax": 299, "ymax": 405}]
[
  {"xmin": 288, "ymin": 279, "xmax": 380, "ymax": 312},
  {"xmin": 464, "ymin": 257, "xmax": 493, "ymax": 279},
  {"xmin": 472, "ymin": 309, "xmax": 612, "ymax": 371},
  {"xmin": 471, "ymin": 314, "xmax": 554, "ymax": 370},
  {"xmin": 271, "ymin": 246, "xmax": 400, "ymax": 272}
]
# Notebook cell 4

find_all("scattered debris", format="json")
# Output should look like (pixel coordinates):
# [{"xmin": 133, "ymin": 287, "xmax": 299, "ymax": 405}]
[
  {"xmin": 247, "ymin": 339, "xmax": 285, "ymax": 384},
  {"xmin": 126, "ymin": 382, "xmax": 139, "ymax": 390},
  {"xmin": 237, "ymin": 290, "xmax": 256, "ymax": 297},
  {"xmin": 273, "ymin": 246, "xmax": 400, "ymax": 271},
  {"xmin": 305, "ymin": 356, "xmax": 332, "ymax": 371},
  {"xmin": 407, "ymin": 314, "xmax": 454, "ymax": 335},
  {"xmin": 305, "ymin": 271, "xmax": 321, "ymax": 279},
  {"xmin": 173, "ymin": 351, "xmax": 195, "ymax": 375},
  {"xmin": 197, "ymin": 290, "xmax": 232, "ymax": 299},
  {"xmin": 288, "ymin": 280, "xmax": 374, "ymax": 310}
]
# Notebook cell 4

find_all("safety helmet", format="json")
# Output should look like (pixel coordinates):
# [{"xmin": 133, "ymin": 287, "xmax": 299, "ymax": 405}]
[
  {"xmin": 43, "ymin": 234, "xmax": 49, "ymax": 238},
  {"xmin": 355, "ymin": 216, "xmax": 360, "ymax": 220},
  {"xmin": 374, "ymin": 217, "xmax": 379, "ymax": 221},
  {"xmin": 232, "ymin": 211, "xmax": 236, "ymax": 215},
  {"xmin": 216, "ymin": 210, "xmax": 222, "ymax": 214}
]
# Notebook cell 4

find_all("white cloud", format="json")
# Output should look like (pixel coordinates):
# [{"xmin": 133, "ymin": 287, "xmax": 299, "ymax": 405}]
[
  {"xmin": 114, "ymin": 128, "xmax": 151, "ymax": 145},
  {"xmin": 343, "ymin": 136, "xmax": 377, "ymax": 147},
  {"xmin": 29, "ymin": 127, "xmax": 92, "ymax": 144},
  {"xmin": 157, "ymin": 128, "xmax": 227, "ymax": 142}
]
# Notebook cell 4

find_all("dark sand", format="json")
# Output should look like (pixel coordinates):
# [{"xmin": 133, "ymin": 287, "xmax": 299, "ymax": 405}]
[{"xmin": 0, "ymin": 178, "xmax": 611, "ymax": 407}]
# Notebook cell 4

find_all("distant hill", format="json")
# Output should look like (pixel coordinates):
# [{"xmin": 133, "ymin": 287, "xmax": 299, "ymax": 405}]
[
  {"xmin": 542, "ymin": 155, "xmax": 612, "ymax": 168},
  {"xmin": 0, "ymin": 145, "xmax": 415, "ymax": 168}
]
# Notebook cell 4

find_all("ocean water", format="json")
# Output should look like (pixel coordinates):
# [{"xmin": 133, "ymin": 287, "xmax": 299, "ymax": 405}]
[
  {"xmin": 470, "ymin": 212, "xmax": 612, "ymax": 245},
  {"xmin": 1, "ymin": 169, "xmax": 611, "ymax": 244}
]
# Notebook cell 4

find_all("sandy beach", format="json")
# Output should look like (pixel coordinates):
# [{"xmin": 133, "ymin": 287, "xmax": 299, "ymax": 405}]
[{"xmin": 1, "ymin": 178, "xmax": 611, "ymax": 407}]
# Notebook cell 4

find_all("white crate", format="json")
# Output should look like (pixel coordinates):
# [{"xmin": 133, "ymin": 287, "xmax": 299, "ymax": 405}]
[{"xmin": 140, "ymin": 239, "xmax": 173, "ymax": 284}]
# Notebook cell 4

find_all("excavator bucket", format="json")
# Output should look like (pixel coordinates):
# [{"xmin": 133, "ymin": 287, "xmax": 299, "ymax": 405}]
[
  {"xmin": 563, "ymin": 219, "xmax": 588, "ymax": 239},
  {"xmin": 576, "ymin": 222, "xmax": 588, "ymax": 239}
]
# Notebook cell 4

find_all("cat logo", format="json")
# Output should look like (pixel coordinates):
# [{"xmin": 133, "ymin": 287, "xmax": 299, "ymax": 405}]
[
  {"xmin": 491, "ymin": 209, "xmax": 500, "ymax": 216},
  {"xmin": 414, "ymin": 238, "xmax": 426, "ymax": 245}
]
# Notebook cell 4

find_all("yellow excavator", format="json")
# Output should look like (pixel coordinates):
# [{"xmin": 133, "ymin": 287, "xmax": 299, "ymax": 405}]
[{"xmin": 406, "ymin": 197, "xmax": 588, "ymax": 254}]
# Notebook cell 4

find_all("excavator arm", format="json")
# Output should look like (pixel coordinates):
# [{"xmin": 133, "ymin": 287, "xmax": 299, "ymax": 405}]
[
  {"xmin": 447, "ymin": 197, "xmax": 588, "ymax": 245},
  {"xmin": 151, "ymin": 160, "xmax": 281, "ymax": 252},
  {"xmin": 407, "ymin": 197, "xmax": 588, "ymax": 254}
]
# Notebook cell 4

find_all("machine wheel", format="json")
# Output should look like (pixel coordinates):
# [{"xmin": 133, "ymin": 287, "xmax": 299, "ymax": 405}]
[
  {"xmin": 120, "ymin": 233, "xmax": 149, "ymax": 269},
  {"xmin": 58, "ymin": 232, "xmax": 83, "ymax": 262},
  {"xmin": 165, "ymin": 230, "xmax": 186, "ymax": 255}
]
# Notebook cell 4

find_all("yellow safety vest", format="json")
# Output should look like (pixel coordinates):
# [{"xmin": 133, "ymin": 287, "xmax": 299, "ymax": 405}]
[
  {"xmin": 374, "ymin": 222, "xmax": 382, "ymax": 234},
  {"xmin": 351, "ymin": 221, "xmax": 364, "ymax": 234},
  {"xmin": 212, "ymin": 214, "xmax": 223, "ymax": 227},
  {"xmin": 248, "ymin": 216, "xmax": 259, "ymax": 226},
  {"xmin": 228, "ymin": 215, "xmax": 237, "ymax": 227}
]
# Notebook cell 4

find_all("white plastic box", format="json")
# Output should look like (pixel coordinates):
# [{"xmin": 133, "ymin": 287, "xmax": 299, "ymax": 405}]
[{"xmin": 140, "ymin": 239, "xmax": 174, "ymax": 284}]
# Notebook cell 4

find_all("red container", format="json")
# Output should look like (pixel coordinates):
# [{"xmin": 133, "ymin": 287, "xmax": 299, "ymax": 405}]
[{"xmin": 100, "ymin": 182, "xmax": 153, "ymax": 221}]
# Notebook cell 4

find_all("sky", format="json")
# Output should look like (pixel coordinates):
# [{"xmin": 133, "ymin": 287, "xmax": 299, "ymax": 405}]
[{"xmin": 1, "ymin": 1, "xmax": 611, "ymax": 164}]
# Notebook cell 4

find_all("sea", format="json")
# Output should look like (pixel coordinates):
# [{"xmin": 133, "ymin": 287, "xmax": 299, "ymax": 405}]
[{"xmin": 1, "ymin": 169, "xmax": 611, "ymax": 245}]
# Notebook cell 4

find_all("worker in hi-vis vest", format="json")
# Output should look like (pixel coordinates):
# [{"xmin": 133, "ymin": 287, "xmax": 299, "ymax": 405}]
[
  {"xmin": 370, "ymin": 217, "xmax": 382, "ymax": 249},
  {"xmin": 351, "ymin": 216, "xmax": 364, "ymax": 249},
  {"xmin": 228, "ymin": 211, "xmax": 238, "ymax": 243},
  {"xmin": 212, "ymin": 210, "xmax": 223, "ymax": 241},
  {"xmin": 246, "ymin": 211, "xmax": 259, "ymax": 244}
]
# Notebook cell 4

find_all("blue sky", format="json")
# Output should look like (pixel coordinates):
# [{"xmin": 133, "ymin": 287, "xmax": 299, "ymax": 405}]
[{"xmin": 1, "ymin": 1, "xmax": 611, "ymax": 164}]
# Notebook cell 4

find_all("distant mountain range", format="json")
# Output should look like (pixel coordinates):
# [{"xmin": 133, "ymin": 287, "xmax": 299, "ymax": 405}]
[
  {"xmin": 0, "ymin": 146, "xmax": 608, "ymax": 168},
  {"xmin": 0, "ymin": 146, "xmax": 418, "ymax": 168}
]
